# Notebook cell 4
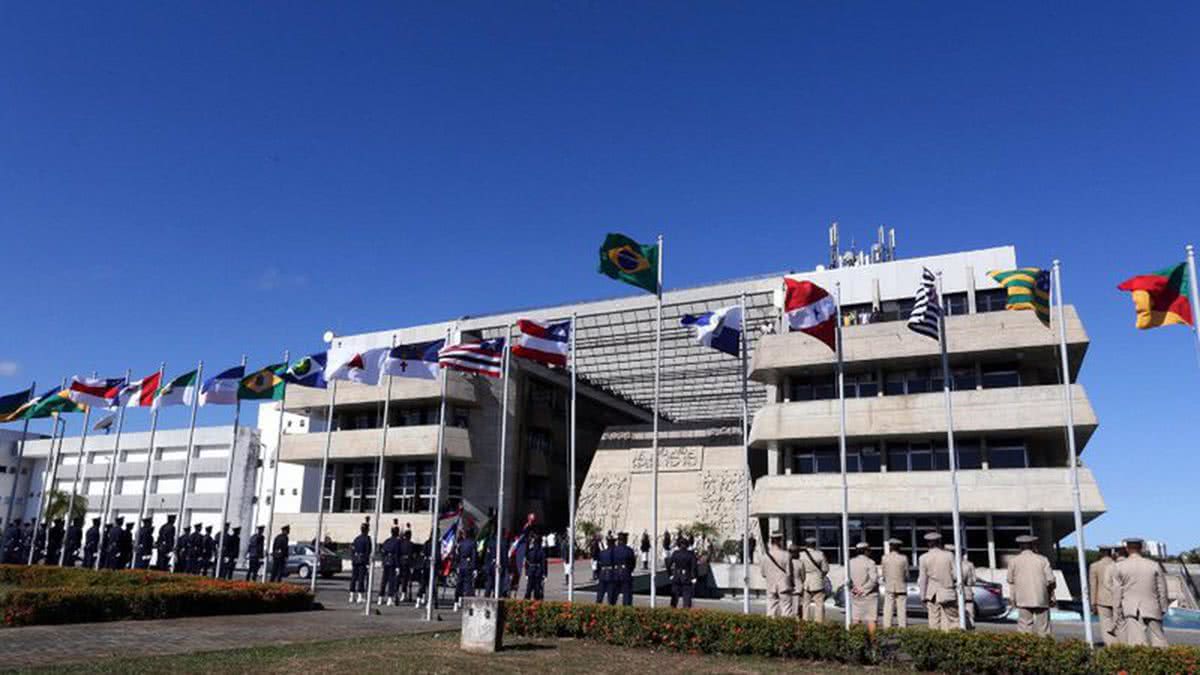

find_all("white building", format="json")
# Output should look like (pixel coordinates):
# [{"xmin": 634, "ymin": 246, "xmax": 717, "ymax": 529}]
[{"xmin": 1, "ymin": 428, "xmax": 42, "ymax": 523}]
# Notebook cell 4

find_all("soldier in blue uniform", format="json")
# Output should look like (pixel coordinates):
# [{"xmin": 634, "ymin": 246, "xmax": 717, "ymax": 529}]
[
  {"xmin": 117, "ymin": 521, "xmax": 135, "ymax": 569},
  {"xmin": 200, "ymin": 525, "xmax": 216, "ymax": 576},
  {"xmin": 380, "ymin": 526, "xmax": 401, "ymax": 605},
  {"xmin": 46, "ymin": 518, "xmax": 65, "ymax": 565},
  {"xmin": 187, "ymin": 524, "xmax": 205, "ymax": 574},
  {"xmin": 134, "ymin": 517, "xmax": 154, "ymax": 569},
  {"xmin": 455, "ymin": 527, "xmax": 478, "ymax": 608},
  {"xmin": 397, "ymin": 530, "xmax": 414, "ymax": 602},
  {"xmin": 97, "ymin": 522, "xmax": 114, "ymax": 568},
  {"xmin": 595, "ymin": 533, "xmax": 615, "ymax": 603},
  {"xmin": 63, "ymin": 517, "xmax": 83, "ymax": 567},
  {"xmin": 156, "ymin": 514, "xmax": 176, "ymax": 571},
  {"xmin": 220, "ymin": 526, "xmax": 240, "ymax": 579},
  {"xmin": 350, "ymin": 523, "xmax": 371, "ymax": 603},
  {"xmin": 174, "ymin": 526, "xmax": 193, "ymax": 573},
  {"xmin": 269, "ymin": 524, "xmax": 289, "ymax": 582},
  {"xmin": 523, "ymin": 531, "xmax": 547, "ymax": 600},
  {"xmin": 667, "ymin": 536, "xmax": 699, "ymax": 609},
  {"xmin": 1, "ymin": 520, "xmax": 20, "ymax": 564},
  {"xmin": 608, "ymin": 532, "xmax": 637, "ymax": 606},
  {"xmin": 246, "ymin": 525, "xmax": 265, "ymax": 581},
  {"xmin": 30, "ymin": 520, "xmax": 47, "ymax": 564},
  {"xmin": 82, "ymin": 518, "xmax": 100, "ymax": 569}
]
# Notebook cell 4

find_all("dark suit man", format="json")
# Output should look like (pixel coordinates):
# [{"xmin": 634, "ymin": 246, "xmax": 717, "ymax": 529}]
[
  {"xmin": 83, "ymin": 518, "xmax": 100, "ymax": 568},
  {"xmin": 135, "ymin": 518, "xmax": 154, "ymax": 569},
  {"xmin": 63, "ymin": 518, "xmax": 83, "ymax": 567},
  {"xmin": 46, "ymin": 518, "xmax": 65, "ymax": 565},
  {"xmin": 350, "ymin": 523, "xmax": 371, "ymax": 602},
  {"xmin": 608, "ymin": 532, "xmax": 637, "ymax": 606},
  {"xmin": 269, "ymin": 525, "xmax": 290, "ymax": 582},
  {"xmin": 246, "ymin": 526, "xmax": 266, "ymax": 581},
  {"xmin": 156, "ymin": 515, "xmax": 176, "ymax": 571}
]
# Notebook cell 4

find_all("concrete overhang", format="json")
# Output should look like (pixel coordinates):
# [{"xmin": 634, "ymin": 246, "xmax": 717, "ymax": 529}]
[
  {"xmin": 749, "ymin": 384, "xmax": 1097, "ymax": 449},
  {"xmin": 750, "ymin": 307, "xmax": 1088, "ymax": 386},
  {"xmin": 282, "ymin": 373, "xmax": 478, "ymax": 411},
  {"xmin": 277, "ymin": 425, "xmax": 471, "ymax": 464},
  {"xmin": 750, "ymin": 467, "xmax": 1106, "ymax": 519}
]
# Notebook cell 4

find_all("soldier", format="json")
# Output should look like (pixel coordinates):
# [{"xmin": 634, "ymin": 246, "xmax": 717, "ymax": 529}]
[
  {"xmin": 134, "ymin": 517, "xmax": 154, "ymax": 569},
  {"xmin": 350, "ymin": 522, "xmax": 371, "ymax": 603},
  {"xmin": 1111, "ymin": 538, "xmax": 1169, "ymax": 647},
  {"xmin": 525, "ymin": 532, "xmax": 549, "ymax": 601},
  {"xmin": 200, "ymin": 525, "xmax": 216, "ymax": 576},
  {"xmin": 156, "ymin": 514, "xmax": 176, "ymax": 571},
  {"xmin": 222, "ymin": 527, "xmax": 241, "ymax": 579},
  {"xmin": 82, "ymin": 517, "xmax": 100, "ymax": 569},
  {"xmin": 1, "ymin": 520, "xmax": 20, "ymax": 564},
  {"xmin": 797, "ymin": 537, "xmax": 830, "ymax": 622},
  {"xmin": 848, "ymin": 542, "xmax": 879, "ymax": 635},
  {"xmin": 760, "ymin": 530, "xmax": 793, "ymax": 618},
  {"xmin": 246, "ymin": 525, "xmax": 266, "ymax": 581},
  {"xmin": 1088, "ymin": 545, "xmax": 1117, "ymax": 645},
  {"xmin": 640, "ymin": 530, "xmax": 651, "ymax": 570},
  {"xmin": 174, "ymin": 526, "xmax": 193, "ymax": 574},
  {"xmin": 609, "ymin": 532, "xmax": 636, "ymax": 605},
  {"xmin": 380, "ymin": 526, "xmax": 401, "ymax": 605},
  {"xmin": 667, "ymin": 536, "xmax": 698, "ymax": 609},
  {"xmin": 454, "ymin": 527, "xmax": 477, "ymax": 608},
  {"xmin": 46, "ymin": 518, "xmax": 65, "ymax": 565},
  {"xmin": 1005, "ymin": 534, "xmax": 1054, "ymax": 636},
  {"xmin": 397, "ymin": 530, "xmax": 414, "ymax": 602},
  {"xmin": 269, "ymin": 524, "xmax": 290, "ymax": 582},
  {"xmin": 188, "ymin": 524, "xmax": 205, "ymax": 574},
  {"xmin": 881, "ymin": 538, "xmax": 908, "ymax": 628},
  {"xmin": 117, "ymin": 521, "xmax": 134, "ymax": 569},
  {"xmin": 959, "ymin": 549, "xmax": 977, "ymax": 630},
  {"xmin": 31, "ymin": 520, "xmax": 46, "ymax": 564},
  {"xmin": 788, "ymin": 543, "xmax": 806, "ymax": 618},
  {"xmin": 595, "ymin": 533, "xmax": 613, "ymax": 604},
  {"xmin": 918, "ymin": 532, "xmax": 959, "ymax": 631},
  {"xmin": 63, "ymin": 517, "xmax": 83, "ymax": 567},
  {"xmin": 97, "ymin": 522, "xmax": 113, "ymax": 568}
]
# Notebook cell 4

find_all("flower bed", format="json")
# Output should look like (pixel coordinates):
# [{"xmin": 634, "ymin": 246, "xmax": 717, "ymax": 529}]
[
  {"xmin": 505, "ymin": 600, "xmax": 1200, "ymax": 674},
  {"xmin": 0, "ymin": 564, "xmax": 313, "ymax": 627}
]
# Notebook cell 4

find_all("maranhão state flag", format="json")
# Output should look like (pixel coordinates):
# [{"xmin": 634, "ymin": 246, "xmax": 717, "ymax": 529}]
[
  {"xmin": 1118, "ymin": 262, "xmax": 1194, "ymax": 329},
  {"xmin": 784, "ymin": 279, "xmax": 837, "ymax": 351},
  {"xmin": 67, "ymin": 376, "xmax": 126, "ymax": 408},
  {"xmin": 116, "ymin": 371, "xmax": 163, "ymax": 408},
  {"xmin": 512, "ymin": 319, "xmax": 570, "ymax": 367}
]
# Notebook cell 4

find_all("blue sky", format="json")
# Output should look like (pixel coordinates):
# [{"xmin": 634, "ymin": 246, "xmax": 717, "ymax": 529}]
[{"xmin": 2, "ymin": 3, "xmax": 1196, "ymax": 550}]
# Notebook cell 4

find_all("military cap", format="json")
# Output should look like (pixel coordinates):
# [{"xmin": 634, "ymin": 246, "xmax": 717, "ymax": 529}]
[
  {"xmin": 256, "ymin": 525, "xmax": 265, "ymax": 531},
  {"xmin": 769, "ymin": 530, "xmax": 784, "ymax": 539},
  {"xmin": 804, "ymin": 536, "xmax": 818, "ymax": 545},
  {"xmin": 1123, "ymin": 537, "xmax": 1144, "ymax": 545},
  {"xmin": 855, "ymin": 541, "xmax": 870, "ymax": 550},
  {"xmin": 887, "ymin": 537, "xmax": 903, "ymax": 546},
  {"xmin": 281, "ymin": 524, "xmax": 290, "ymax": 531},
  {"xmin": 1015, "ymin": 534, "xmax": 1038, "ymax": 544},
  {"xmin": 923, "ymin": 532, "xmax": 942, "ymax": 542}
]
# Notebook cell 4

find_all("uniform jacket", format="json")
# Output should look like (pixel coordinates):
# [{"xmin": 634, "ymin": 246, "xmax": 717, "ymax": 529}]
[
  {"xmin": 918, "ymin": 547, "xmax": 957, "ymax": 603},
  {"xmin": 137, "ymin": 527, "xmax": 154, "ymax": 555},
  {"xmin": 247, "ymin": 533, "xmax": 265, "ymax": 559},
  {"xmin": 1111, "ymin": 553, "xmax": 1169, "ymax": 620},
  {"xmin": 382, "ymin": 536, "xmax": 400, "ymax": 566},
  {"xmin": 1005, "ymin": 549, "xmax": 1055, "ymax": 609},
  {"xmin": 397, "ymin": 537, "xmax": 414, "ymax": 567},
  {"xmin": 456, "ymin": 538, "xmax": 477, "ymax": 571},
  {"xmin": 961, "ymin": 558, "xmax": 977, "ymax": 588},
  {"xmin": 848, "ymin": 554, "xmax": 879, "ymax": 596},
  {"xmin": 667, "ymin": 549, "xmax": 698, "ymax": 584},
  {"xmin": 352, "ymin": 534, "xmax": 372, "ymax": 564},
  {"xmin": 271, "ymin": 533, "xmax": 289, "ymax": 558},
  {"xmin": 1088, "ymin": 557, "xmax": 1114, "ymax": 607},
  {"xmin": 797, "ymin": 547, "xmax": 830, "ymax": 592},
  {"xmin": 525, "ymin": 544, "xmax": 548, "ymax": 578},
  {"xmin": 157, "ymin": 523, "xmax": 175, "ymax": 550},
  {"xmin": 759, "ymin": 544, "xmax": 794, "ymax": 592},
  {"xmin": 610, "ymin": 544, "xmax": 635, "ymax": 581},
  {"xmin": 881, "ymin": 551, "xmax": 909, "ymax": 594}
]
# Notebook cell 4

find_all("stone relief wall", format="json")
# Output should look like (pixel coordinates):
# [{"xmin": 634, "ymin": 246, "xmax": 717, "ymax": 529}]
[
  {"xmin": 699, "ymin": 469, "xmax": 749, "ymax": 541},
  {"xmin": 576, "ymin": 472, "xmax": 630, "ymax": 532},
  {"xmin": 630, "ymin": 446, "xmax": 703, "ymax": 473}
]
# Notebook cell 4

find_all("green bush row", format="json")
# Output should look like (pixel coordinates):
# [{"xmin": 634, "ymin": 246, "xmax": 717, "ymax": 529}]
[
  {"xmin": 0, "ymin": 564, "xmax": 313, "ymax": 626},
  {"xmin": 504, "ymin": 600, "xmax": 1200, "ymax": 674}
]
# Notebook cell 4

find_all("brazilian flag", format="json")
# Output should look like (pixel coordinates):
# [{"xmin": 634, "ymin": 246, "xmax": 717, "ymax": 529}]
[
  {"xmin": 598, "ymin": 233, "xmax": 659, "ymax": 295},
  {"xmin": 238, "ymin": 363, "xmax": 287, "ymax": 401},
  {"xmin": 21, "ymin": 388, "xmax": 85, "ymax": 420}
]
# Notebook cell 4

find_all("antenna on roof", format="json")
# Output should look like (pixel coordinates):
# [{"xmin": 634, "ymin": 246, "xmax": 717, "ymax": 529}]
[
  {"xmin": 828, "ymin": 222, "xmax": 840, "ymax": 269},
  {"xmin": 888, "ymin": 227, "xmax": 897, "ymax": 260}
]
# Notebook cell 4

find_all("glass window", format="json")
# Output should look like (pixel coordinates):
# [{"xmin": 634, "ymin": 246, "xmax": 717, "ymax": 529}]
[
  {"xmin": 321, "ymin": 466, "xmax": 335, "ymax": 512},
  {"xmin": 976, "ymin": 289, "xmax": 1008, "ymax": 313},
  {"xmin": 338, "ymin": 462, "xmax": 377, "ymax": 513},
  {"xmin": 905, "ymin": 371, "xmax": 930, "ymax": 394},
  {"xmin": 886, "ymin": 443, "xmax": 909, "ymax": 472},
  {"xmin": 988, "ymin": 441, "xmax": 1028, "ymax": 469},
  {"xmin": 943, "ymin": 292, "xmax": 968, "ymax": 316},
  {"xmin": 884, "ymin": 372, "xmax": 906, "ymax": 396},
  {"xmin": 790, "ymin": 376, "xmax": 835, "ymax": 401},
  {"xmin": 449, "ymin": 460, "xmax": 464, "ymax": 499},
  {"xmin": 952, "ymin": 367, "xmax": 977, "ymax": 391},
  {"xmin": 981, "ymin": 364, "xmax": 1021, "ymax": 389},
  {"xmin": 450, "ymin": 407, "xmax": 470, "ymax": 429},
  {"xmin": 909, "ymin": 443, "xmax": 933, "ymax": 471},
  {"xmin": 844, "ymin": 372, "xmax": 878, "ymax": 398}
]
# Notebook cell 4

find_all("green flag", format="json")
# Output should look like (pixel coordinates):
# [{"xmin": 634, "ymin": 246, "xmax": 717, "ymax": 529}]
[
  {"xmin": 598, "ymin": 233, "xmax": 659, "ymax": 295},
  {"xmin": 238, "ymin": 363, "xmax": 287, "ymax": 400},
  {"xmin": 23, "ymin": 388, "xmax": 85, "ymax": 419}
]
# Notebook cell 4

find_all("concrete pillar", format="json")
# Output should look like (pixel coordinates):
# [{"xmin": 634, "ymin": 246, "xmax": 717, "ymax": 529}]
[
  {"xmin": 980, "ymin": 437, "xmax": 990, "ymax": 471},
  {"xmin": 781, "ymin": 376, "xmax": 791, "ymax": 403},
  {"xmin": 966, "ymin": 264, "xmax": 978, "ymax": 314},
  {"xmin": 767, "ymin": 441, "xmax": 780, "ymax": 476},
  {"xmin": 986, "ymin": 514, "xmax": 997, "ymax": 570},
  {"xmin": 883, "ymin": 514, "xmax": 892, "ymax": 555},
  {"xmin": 783, "ymin": 446, "xmax": 792, "ymax": 475}
]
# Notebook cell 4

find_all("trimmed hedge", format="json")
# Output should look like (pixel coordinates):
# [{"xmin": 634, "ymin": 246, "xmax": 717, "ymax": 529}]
[
  {"xmin": 505, "ymin": 600, "xmax": 1200, "ymax": 674},
  {"xmin": 0, "ymin": 564, "xmax": 313, "ymax": 627}
]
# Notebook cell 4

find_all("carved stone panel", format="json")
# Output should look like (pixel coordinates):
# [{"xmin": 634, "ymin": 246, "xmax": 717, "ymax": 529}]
[
  {"xmin": 699, "ymin": 469, "xmax": 749, "ymax": 542},
  {"xmin": 576, "ymin": 472, "xmax": 630, "ymax": 532},
  {"xmin": 630, "ymin": 446, "xmax": 703, "ymax": 473}
]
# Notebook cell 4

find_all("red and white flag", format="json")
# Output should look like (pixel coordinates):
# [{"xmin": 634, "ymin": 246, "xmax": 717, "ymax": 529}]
[
  {"xmin": 784, "ymin": 278, "xmax": 837, "ymax": 351},
  {"xmin": 511, "ymin": 319, "xmax": 570, "ymax": 367},
  {"xmin": 66, "ymin": 376, "xmax": 126, "ymax": 408},
  {"xmin": 438, "ymin": 339, "xmax": 506, "ymax": 378},
  {"xmin": 116, "ymin": 371, "xmax": 163, "ymax": 408}
]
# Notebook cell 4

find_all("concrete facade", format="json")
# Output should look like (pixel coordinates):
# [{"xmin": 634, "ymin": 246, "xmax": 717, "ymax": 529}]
[{"xmin": 0, "ymin": 428, "xmax": 42, "ymax": 524}]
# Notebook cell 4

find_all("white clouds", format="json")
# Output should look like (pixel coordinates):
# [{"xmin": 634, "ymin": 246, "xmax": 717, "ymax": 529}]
[
  {"xmin": 0, "ymin": 361, "xmax": 19, "ymax": 377},
  {"xmin": 254, "ymin": 267, "xmax": 308, "ymax": 291}
]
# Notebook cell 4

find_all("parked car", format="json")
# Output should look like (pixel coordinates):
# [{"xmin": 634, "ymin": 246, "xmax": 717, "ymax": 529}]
[
  {"xmin": 285, "ymin": 544, "xmax": 343, "ymax": 579},
  {"xmin": 834, "ymin": 567, "xmax": 1007, "ymax": 620}
]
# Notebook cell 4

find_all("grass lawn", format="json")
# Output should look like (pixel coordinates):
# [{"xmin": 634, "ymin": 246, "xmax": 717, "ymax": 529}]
[{"xmin": 10, "ymin": 631, "xmax": 906, "ymax": 674}]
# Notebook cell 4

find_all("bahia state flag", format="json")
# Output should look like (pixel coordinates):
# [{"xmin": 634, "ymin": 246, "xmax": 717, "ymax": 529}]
[
  {"xmin": 154, "ymin": 370, "xmax": 199, "ymax": 408},
  {"xmin": 598, "ymin": 233, "xmax": 660, "ymax": 295},
  {"xmin": 680, "ymin": 305, "xmax": 743, "ymax": 357},
  {"xmin": 239, "ymin": 363, "xmax": 287, "ymax": 400},
  {"xmin": 0, "ymin": 386, "xmax": 34, "ymax": 423},
  {"xmin": 200, "ymin": 365, "xmax": 245, "ymax": 406},
  {"xmin": 382, "ymin": 340, "xmax": 444, "ymax": 380},
  {"xmin": 282, "ymin": 353, "xmax": 327, "ymax": 389}
]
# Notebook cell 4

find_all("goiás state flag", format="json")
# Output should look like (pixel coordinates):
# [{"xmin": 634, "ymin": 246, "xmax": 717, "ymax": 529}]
[
  {"xmin": 512, "ymin": 319, "xmax": 570, "ymax": 367},
  {"xmin": 326, "ymin": 347, "xmax": 387, "ymax": 386},
  {"xmin": 1118, "ymin": 262, "xmax": 1194, "ymax": 329},
  {"xmin": 282, "ymin": 353, "xmax": 327, "ymax": 389},
  {"xmin": 199, "ymin": 365, "xmax": 245, "ymax": 406},
  {"xmin": 67, "ymin": 376, "xmax": 126, "ymax": 409},
  {"xmin": 438, "ymin": 339, "xmax": 506, "ymax": 378},
  {"xmin": 154, "ymin": 370, "xmax": 199, "ymax": 408},
  {"xmin": 784, "ymin": 279, "xmax": 837, "ymax": 351},
  {"xmin": 115, "ymin": 371, "xmax": 163, "ymax": 408},
  {"xmin": 680, "ymin": 305, "xmax": 742, "ymax": 357},
  {"xmin": 382, "ymin": 340, "xmax": 444, "ymax": 380}
]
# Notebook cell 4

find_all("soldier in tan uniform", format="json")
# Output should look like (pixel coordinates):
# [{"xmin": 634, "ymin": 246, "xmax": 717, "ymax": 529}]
[
  {"xmin": 958, "ymin": 549, "xmax": 977, "ymax": 630},
  {"xmin": 1006, "ymin": 534, "xmax": 1055, "ymax": 636},
  {"xmin": 797, "ymin": 537, "xmax": 829, "ymax": 622},
  {"xmin": 787, "ymin": 543, "xmax": 805, "ymax": 618},
  {"xmin": 881, "ymin": 538, "xmax": 909, "ymax": 629},
  {"xmin": 1088, "ymin": 544, "xmax": 1117, "ymax": 646},
  {"xmin": 1111, "ymin": 538, "xmax": 1170, "ymax": 648},
  {"xmin": 847, "ymin": 541, "xmax": 879, "ymax": 635},
  {"xmin": 917, "ymin": 532, "xmax": 959, "ymax": 631},
  {"xmin": 760, "ymin": 531, "xmax": 793, "ymax": 618}
]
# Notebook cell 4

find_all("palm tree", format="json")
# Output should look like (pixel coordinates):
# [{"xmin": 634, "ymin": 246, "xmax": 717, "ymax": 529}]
[{"xmin": 45, "ymin": 490, "xmax": 88, "ymax": 523}]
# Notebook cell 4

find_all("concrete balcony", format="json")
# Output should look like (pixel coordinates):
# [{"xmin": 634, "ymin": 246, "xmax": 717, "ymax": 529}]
[
  {"xmin": 751, "ymin": 467, "xmax": 1106, "ymax": 518},
  {"xmin": 749, "ymin": 384, "xmax": 1096, "ymax": 447},
  {"xmin": 750, "ymin": 307, "xmax": 1088, "ymax": 385},
  {"xmin": 282, "ymin": 372, "xmax": 479, "ymax": 411},
  {"xmin": 277, "ymin": 425, "xmax": 472, "ymax": 464}
]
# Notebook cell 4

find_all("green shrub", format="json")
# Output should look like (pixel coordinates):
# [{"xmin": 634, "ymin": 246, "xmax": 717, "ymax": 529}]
[
  {"xmin": 0, "ymin": 564, "xmax": 312, "ymax": 627},
  {"xmin": 504, "ymin": 600, "xmax": 1200, "ymax": 674}
]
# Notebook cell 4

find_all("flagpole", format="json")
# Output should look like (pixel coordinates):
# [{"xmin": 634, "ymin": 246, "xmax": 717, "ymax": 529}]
[
  {"xmin": 1053, "ymin": 260, "xmax": 1095, "ymax": 647},
  {"xmin": 312, "ymin": 338, "xmax": 339, "ymax": 594},
  {"xmin": 1186, "ymin": 245, "xmax": 1200, "ymax": 360},
  {"xmin": 261, "ymin": 350, "xmax": 289, "ymax": 582},
  {"xmin": 567, "ymin": 311, "xmax": 578, "ymax": 604},
  {"xmin": 365, "ymin": 339, "xmax": 396, "ymax": 613},
  {"xmin": 427, "ymin": 324, "xmax": 453, "ymax": 621},
  {"xmin": 650, "ymin": 233, "xmax": 663, "ymax": 609},
  {"xmin": 494, "ymin": 324, "xmax": 513, "ymax": 598},
  {"xmin": 934, "ymin": 272, "xmax": 968, "ymax": 629},
  {"xmin": 175, "ymin": 361, "xmax": 204, "ymax": 541},
  {"xmin": 135, "ymin": 362, "xmax": 167, "ymax": 526},
  {"xmin": 96, "ymin": 368, "xmax": 132, "ymax": 569},
  {"xmin": 834, "ymin": 282, "xmax": 851, "ymax": 628},
  {"xmin": 740, "ymin": 292, "xmax": 751, "ymax": 615},
  {"xmin": 3, "ymin": 379, "xmax": 35, "ymax": 527},
  {"xmin": 215, "ymin": 355, "xmax": 247, "ymax": 579},
  {"xmin": 29, "ymin": 415, "xmax": 65, "ymax": 564},
  {"xmin": 59, "ymin": 402, "xmax": 93, "ymax": 566}
]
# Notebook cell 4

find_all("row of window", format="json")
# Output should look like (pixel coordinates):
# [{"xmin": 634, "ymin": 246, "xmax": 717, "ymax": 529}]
[
  {"xmin": 789, "ymin": 438, "xmax": 1029, "ymax": 474},
  {"xmin": 333, "ymin": 406, "xmax": 470, "ymax": 432},
  {"xmin": 838, "ymin": 289, "xmax": 1009, "ymax": 327},
  {"xmin": 790, "ymin": 362, "xmax": 1022, "ymax": 401},
  {"xmin": 786, "ymin": 514, "xmax": 1033, "ymax": 566},
  {"xmin": 322, "ymin": 460, "xmax": 465, "ymax": 514}
]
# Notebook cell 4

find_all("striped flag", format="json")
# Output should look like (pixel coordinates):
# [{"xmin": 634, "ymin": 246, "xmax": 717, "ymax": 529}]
[
  {"xmin": 66, "ymin": 376, "xmax": 126, "ymax": 408},
  {"xmin": 115, "ymin": 371, "xmax": 163, "ymax": 408},
  {"xmin": 907, "ymin": 267, "xmax": 942, "ymax": 340},
  {"xmin": 784, "ymin": 279, "xmax": 837, "ymax": 351},
  {"xmin": 512, "ymin": 319, "xmax": 570, "ymax": 367},
  {"xmin": 988, "ymin": 267, "xmax": 1051, "ymax": 326},
  {"xmin": 438, "ymin": 338, "xmax": 506, "ymax": 378}
]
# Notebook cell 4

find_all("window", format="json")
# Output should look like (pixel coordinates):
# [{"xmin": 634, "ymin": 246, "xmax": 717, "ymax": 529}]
[
  {"xmin": 994, "ymin": 516, "xmax": 1034, "ymax": 561},
  {"xmin": 338, "ymin": 462, "xmax": 377, "ymax": 513},
  {"xmin": 790, "ymin": 517, "xmax": 846, "ymax": 564},
  {"xmin": 322, "ymin": 466, "xmax": 335, "ymax": 512},
  {"xmin": 846, "ymin": 445, "xmax": 881, "ymax": 473},
  {"xmin": 952, "ymin": 367, "xmax": 977, "ymax": 391},
  {"xmin": 790, "ymin": 375, "xmax": 836, "ymax": 402},
  {"xmin": 390, "ymin": 461, "xmax": 436, "ymax": 513},
  {"xmin": 943, "ymin": 292, "xmax": 968, "ymax": 316},
  {"xmin": 449, "ymin": 461, "xmax": 464, "ymax": 499},
  {"xmin": 843, "ymin": 372, "xmax": 878, "ymax": 398},
  {"xmin": 988, "ymin": 440, "xmax": 1028, "ymax": 469},
  {"xmin": 981, "ymin": 363, "xmax": 1021, "ymax": 389},
  {"xmin": 791, "ymin": 445, "xmax": 839, "ymax": 474},
  {"xmin": 450, "ymin": 407, "xmax": 469, "ymax": 429},
  {"xmin": 527, "ymin": 429, "xmax": 553, "ymax": 455},
  {"xmin": 878, "ymin": 298, "xmax": 915, "ymax": 323},
  {"xmin": 976, "ymin": 289, "xmax": 1008, "ymax": 313}
]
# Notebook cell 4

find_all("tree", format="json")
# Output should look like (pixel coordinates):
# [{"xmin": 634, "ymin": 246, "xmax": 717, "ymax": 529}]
[
  {"xmin": 44, "ymin": 490, "xmax": 88, "ymax": 523},
  {"xmin": 577, "ymin": 519, "xmax": 600, "ymax": 557}
]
